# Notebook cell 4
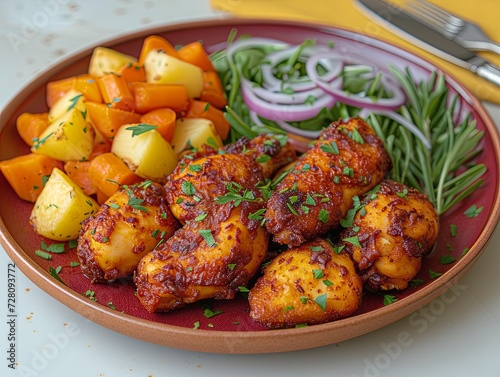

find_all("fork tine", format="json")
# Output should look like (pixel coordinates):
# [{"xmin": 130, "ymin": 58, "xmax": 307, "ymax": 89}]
[
  {"xmin": 405, "ymin": 1, "xmax": 449, "ymax": 30},
  {"xmin": 411, "ymin": 0, "xmax": 464, "ymax": 27}
]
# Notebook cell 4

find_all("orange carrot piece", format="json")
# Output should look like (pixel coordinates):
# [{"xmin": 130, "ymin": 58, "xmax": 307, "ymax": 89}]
[
  {"xmin": 177, "ymin": 41, "xmax": 215, "ymax": 72},
  {"xmin": 0, "ymin": 153, "xmax": 64, "ymax": 202},
  {"xmin": 138, "ymin": 35, "xmax": 179, "ymax": 65},
  {"xmin": 199, "ymin": 71, "xmax": 227, "ymax": 109},
  {"xmin": 86, "ymin": 101, "xmax": 141, "ymax": 140},
  {"xmin": 140, "ymin": 108, "xmax": 176, "ymax": 143},
  {"xmin": 16, "ymin": 112, "xmax": 50, "ymax": 147},
  {"xmin": 90, "ymin": 140, "xmax": 112, "ymax": 159},
  {"xmin": 118, "ymin": 62, "xmax": 146, "ymax": 84},
  {"xmin": 64, "ymin": 160, "xmax": 96, "ymax": 196},
  {"xmin": 46, "ymin": 74, "xmax": 102, "ymax": 107},
  {"xmin": 73, "ymin": 74, "xmax": 103, "ymax": 103},
  {"xmin": 129, "ymin": 82, "xmax": 189, "ymax": 114},
  {"xmin": 97, "ymin": 73, "xmax": 135, "ymax": 112},
  {"xmin": 88, "ymin": 152, "xmax": 142, "ymax": 198},
  {"xmin": 184, "ymin": 99, "xmax": 230, "ymax": 140}
]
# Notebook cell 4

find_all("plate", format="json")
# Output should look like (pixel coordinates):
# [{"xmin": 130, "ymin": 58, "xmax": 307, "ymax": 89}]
[{"xmin": 1, "ymin": 19, "xmax": 499, "ymax": 354}]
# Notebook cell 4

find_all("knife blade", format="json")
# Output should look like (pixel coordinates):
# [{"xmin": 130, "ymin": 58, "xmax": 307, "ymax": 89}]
[{"xmin": 355, "ymin": 0, "xmax": 500, "ymax": 87}]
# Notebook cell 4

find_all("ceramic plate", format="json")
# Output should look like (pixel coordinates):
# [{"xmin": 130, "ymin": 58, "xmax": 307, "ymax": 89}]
[{"xmin": 1, "ymin": 19, "xmax": 499, "ymax": 354}]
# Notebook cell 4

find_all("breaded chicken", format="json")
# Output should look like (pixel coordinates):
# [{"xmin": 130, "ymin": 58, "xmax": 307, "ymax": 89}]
[
  {"xmin": 249, "ymin": 238, "xmax": 363, "ymax": 328},
  {"xmin": 265, "ymin": 118, "xmax": 392, "ymax": 247},
  {"xmin": 77, "ymin": 181, "xmax": 180, "ymax": 283},
  {"xmin": 134, "ymin": 135, "xmax": 295, "ymax": 312},
  {"xmin": 340, "ymin": 179, "xmax": 439, "ymax": 291},
  {"xmin": 134, "ymin": 201, "xmax": 268, "ymax": 312}
]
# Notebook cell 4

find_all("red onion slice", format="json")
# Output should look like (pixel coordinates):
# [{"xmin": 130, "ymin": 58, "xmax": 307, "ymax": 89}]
[{"xmin": 241, "ymin": 81, "xmax": 335, "ymax": 122}]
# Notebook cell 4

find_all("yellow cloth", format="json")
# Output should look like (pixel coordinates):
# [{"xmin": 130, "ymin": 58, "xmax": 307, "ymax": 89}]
[{"xmin": 211, "ymin": 0, "xmax": 500, "ymax": 104}]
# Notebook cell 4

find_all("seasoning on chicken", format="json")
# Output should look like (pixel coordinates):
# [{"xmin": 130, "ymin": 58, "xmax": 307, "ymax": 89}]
[
  {"xmin": 77, "ymin": 181, "xmax": 180, "ymax": 283},
  {"xmin": 134, "ymin": 135, "xmax": 295, "ymax": 312},
  {"xmin": 340, "ymin": 179, "xmax": 439, "ymax": 291},
  {"xmin": 265, "ymin": 117, "xmax": 392, "ymax": 247},
  {"xmin": 248, "ymin": 238, "xmax": 363, "ymax": 328}
]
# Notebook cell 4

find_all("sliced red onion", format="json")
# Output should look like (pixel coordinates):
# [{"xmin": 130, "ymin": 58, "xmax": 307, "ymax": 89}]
[
  {"xmin": 224, "ymin": 37, "xmax": 288, "ymax": 64},
  {"xmin": 274, "ymin": 119, "xmax": 323, "ymax": 139},
  {"xmin": 313, "ymin": 75, "xmax": 406, "ymax": 111},
  {"xmin": 241, "ymin": 81, "xmax": 335, "ymax": 122},
  {"xmin": 243, "ymin": 78, "xmax": 327, "ymax": 105}
]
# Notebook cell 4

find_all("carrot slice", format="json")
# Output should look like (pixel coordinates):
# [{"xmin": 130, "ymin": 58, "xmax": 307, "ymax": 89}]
[
  {"xmin": 129, "ymin": 82, "xmax": 189, "ymax": 114},
  {"xmin": 140, "ymin": 108, "xmax": 176, "ymax": 143},
  {"xmin": 97, "ymin": 73, "xmax": 135, "ymax": 112},
  {"xmin": 0, "ymin": 153, "xmax": 64, "ymax": 202},
  {"xmin": 199, "ymin": 71, "xmax": 227, "ymax": 109},
  {"xmin": 184, "ymin": 99, "xmax": 230, "ymax": 140},
  {"xmin": 16, "ymin": 112, "xmax": 50, "ymax": 147},
  {"xmin": 88, "ymin": 152, "xmax": 142, "ymax": 198},
  {"xmin": 138, "ymin": 35, "xmax": 179, "ymax": 65},
  {"xmin": 177, "ymin": 41, "xmax": 215, "ymax": 71},
  {"xmin": 86, "ymin": 101, "xmax": 141, "ymax": 140},
  {"xmin": 118, "ymin": 62, "xmax": 146, "ymax": 84},
  {"xmin": 46, "ymin": 74, "xmax": 102, "ymax": 107},
  {"xmin": 64, "ymin": 160, "xmax": 96, "ymax": 196}
]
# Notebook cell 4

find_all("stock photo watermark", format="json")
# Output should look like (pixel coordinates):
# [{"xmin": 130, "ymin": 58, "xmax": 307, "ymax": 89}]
[
  {"xmin": 6, "ymin": 263, "xmax": 17, "ymax": 371},
  {"xmin": 350, "ymin": 280, "xmax": 467, "ymax": 377},
  {"xmin": 7, "ymin": 0, "xmax": 70, "ymax": 53}
]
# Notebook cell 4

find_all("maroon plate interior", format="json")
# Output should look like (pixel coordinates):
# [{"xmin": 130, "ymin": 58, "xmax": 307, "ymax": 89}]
[{"xmin": 1, "ymin": 19, "xmax": 500, "ymax": 354}]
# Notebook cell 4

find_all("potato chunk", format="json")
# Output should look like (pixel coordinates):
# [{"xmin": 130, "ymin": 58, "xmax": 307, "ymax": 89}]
[
  {"xmin": 111, "ymin": 123, "xmax": 178, "ymax": 183},
  {"xmin": 31, "ymin": 108, "xmax": 94, "ymax": 162},
  {"xmin": 29, "ymin": 168, "xmax": 98, "ymax": 241},
  {"xmin": 144, "ymin": 50, "xmax": 203, "ymax": 98},
  {"xmin": 88, "ymin": 46, "xmax": 137, "ymax": 77},
  {"xmin": 170, "ymin": 118, "xmax": 222, "ymax": 155}
]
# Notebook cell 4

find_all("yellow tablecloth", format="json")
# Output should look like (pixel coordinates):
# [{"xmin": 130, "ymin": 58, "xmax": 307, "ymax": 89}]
[{"xmin": 211, "ymin": 0, "xmax": 500, "ymax": 104}]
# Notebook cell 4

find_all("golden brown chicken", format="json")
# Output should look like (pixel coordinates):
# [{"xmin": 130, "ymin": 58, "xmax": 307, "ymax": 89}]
[
  {"xmin": 249, "ymin": 238, "xmax": 363, "ymax": 328},
  {"xmin": 265, "ymin": 118, "xmax": 392, "ymax": 247},
  {"xmin": 135, "ymin": 201, "xmax": 268, "ymax": 312},
  {"xmin": 340, "ymin": 179, "xmax": 439, "ymax": 291},
  {"xmin": 165, "ymin": 134, "xmax": 296, "ymax": 224},
  {"xmin": 77, "ymin": 181, "xmax": 180, "ymax": 283},
  {"xmin": 134, "ymin": 135, "xmax": 295, "ymax": 312}
]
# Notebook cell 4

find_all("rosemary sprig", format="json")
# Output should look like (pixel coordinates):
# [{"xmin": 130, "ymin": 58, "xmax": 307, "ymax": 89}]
[{"xmin": 370, "ymin": 66, "xmax": 486, "ymax": 215}]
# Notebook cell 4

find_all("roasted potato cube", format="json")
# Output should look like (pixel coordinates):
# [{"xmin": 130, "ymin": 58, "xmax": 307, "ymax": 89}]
[
  {"xmin": 31, "ymin": 108, "xmax": 94, "ymax": 162},
  {"xmin": 111, "ymin": 123, "xmax": 178, "ymax": 183},
  {"xmin": 144, "ymin": 50, "xmax": 204, "ymax": 98},
  {"xmin": 170, "ymin": 118, "xmax": 222, "ymax": 155},
  {"xmin": 29, "ymin": 168, "xmax": 98, "ymax": 241},
  {"xmin": 88, "ymin": 46, "xmax": 137, "ymax": 77}
]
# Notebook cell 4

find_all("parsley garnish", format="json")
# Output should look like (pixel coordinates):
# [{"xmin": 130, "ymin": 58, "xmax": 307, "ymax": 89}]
[
  {"xmin": 199, "ymin": 229, "xmax": 216, "ymax": 247},
  {"xmin": 320, "ymin": 141, "xmax": 339, "ymax": 154},
  {"xmin": 126, "ymin": 123, "xmax": 158, "ymax": 137},
  {"xmin": 464, "ymin": 204, "xmax": 483, "ymax": 218}
]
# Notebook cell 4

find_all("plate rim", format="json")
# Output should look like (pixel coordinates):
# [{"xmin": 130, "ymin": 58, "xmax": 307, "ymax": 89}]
[{"xmin": 1, "ymin": 17, "xmax": 500, "ymax": 354}]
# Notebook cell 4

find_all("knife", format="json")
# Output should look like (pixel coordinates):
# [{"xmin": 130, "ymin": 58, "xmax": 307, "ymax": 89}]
[{"xmin": 355, "ymin": 0, "xmax": 500, "ymax": 87}]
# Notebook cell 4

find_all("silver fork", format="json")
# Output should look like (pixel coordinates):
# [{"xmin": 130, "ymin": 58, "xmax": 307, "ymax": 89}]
[{"xmin": 403, "ymin": 0, "xmax": 500, "ymax": 54}]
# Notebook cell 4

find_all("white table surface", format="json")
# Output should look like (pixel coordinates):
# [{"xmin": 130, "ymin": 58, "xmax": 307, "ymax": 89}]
[{"xmin": 1, "ymin": 1, "xmax": 499, "ymax": 376}]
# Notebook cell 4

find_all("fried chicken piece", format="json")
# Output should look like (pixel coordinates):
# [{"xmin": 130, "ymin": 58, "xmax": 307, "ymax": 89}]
[
  {"xmin": 77, "ymin": 181, "xmax": 180, "ymax": 283},
  {"xmin": 249, "ymin": 238, "xmax": 363, "ymax": 328},
  {"xmin": 165, "ymin": 134, "xmax": 296, "ymax": 223},
  {"xmin": 134, "ymin": 201, "xmax": 268, "ymax": 312},
  {"xmin": 134, "ymin": 135, "xmax": 294, "ymax": 312},
  {"xmin": 265, "ymin": 118, "xmax": 392, "ymax": 247},
  {"xmin": 341, "ymin": 179, "xmax": 439, "ymax": 291}
]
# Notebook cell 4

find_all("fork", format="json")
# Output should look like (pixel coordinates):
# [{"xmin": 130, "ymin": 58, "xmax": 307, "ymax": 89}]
[{"xmin": 403, "ymin": 0, "xmax": 500, "ymax": 54}]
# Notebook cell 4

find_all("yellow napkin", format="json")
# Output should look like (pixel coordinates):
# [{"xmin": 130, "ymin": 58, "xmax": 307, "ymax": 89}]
[{"xmin": 211, "ymin": 0, "xmax": 500, "ymax": 104}]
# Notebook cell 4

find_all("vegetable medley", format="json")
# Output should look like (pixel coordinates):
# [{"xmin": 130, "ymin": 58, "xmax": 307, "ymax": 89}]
[{"xmin": 1, "ymin": 35, "xmax": 231, "ymax": 241}]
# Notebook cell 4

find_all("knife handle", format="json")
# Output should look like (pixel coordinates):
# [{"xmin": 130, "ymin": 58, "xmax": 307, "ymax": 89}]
[{"xmin": 476, "ymin": 63, "xmax": 500, "ymax": 87}]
